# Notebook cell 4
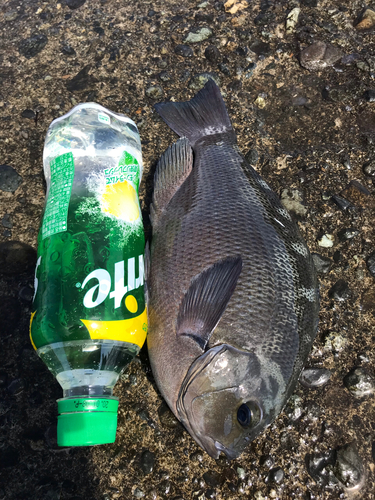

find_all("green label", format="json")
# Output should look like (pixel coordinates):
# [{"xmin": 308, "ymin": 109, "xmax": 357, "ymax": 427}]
[
  {"xmin": 42, "ymin": 153, "xmax": 74, "ymax": 239},
  {"xmin": 104, "ymin": 151, "xmax": 140, "ymax": 188}
]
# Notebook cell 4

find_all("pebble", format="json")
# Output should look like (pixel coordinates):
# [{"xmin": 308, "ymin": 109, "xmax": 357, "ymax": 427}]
[
  {"xmin": 132, "ymin": 487, "xmax": 145, "ymax": 498},
  {"xmin": 174, "ymin": 45, "xmax": 193, "ymax": 57},
  {"xmin": 19, "ymin": 285, "xmax": 34, "ymax": 302},
  {"xmin": 355, "ymin": 8, "xmax": 375, "ymax": 31},
  {"xmin": 21, "ymin": 109, "xmax": 36, "ymax": 119},
  {"xmin": 318, "ymin": 234, "xmax": 334, "ymax": 248},
  {"xmin": 245, "ymin": 62, "xmax": 257, "ymax": 78},
  {"xmin": 189, "ymin": 73, "xmax": 220, "ymax": 91},
  {"xmin": 259, "ymin": 454, "xmax": 274, "ymax": 468},
  {"xmin": 331, "ymin": 194, "xmax": 352, "ymax": 211},
  {"xmin": 300, "ymin": 368, "xmax": 332, "ymax": 388},
  {"xmin": 0, "ymin": 165, "xmax": 22, "ymax": 192},
  {"xmin": 312, "ymin": 253, "xmax": 331, "ymax": 274},
  {"xmin": 4, "ymin": 10, "xmax": 19, "ymax": 22},
  {"xmin": 344, "ymin": 367, "xmax": 375, "ymax": 398},
  {"xmin": 7, "ymin": 378, "xmax": 24, "ymax": 396},
  {"xmin": 0, "ymin": 241, "xmax": 37, "ymax": 275},
  {"xmin": 328, "ymin": 279, "xmax": 351, "ymax": 301},
  {"xmin": 184, "ymin": 27, "xmax": 213, "ymax": 44},
  {"xmin": 364, "ymin": 90, "xmax": 375, "ymax": 102},
  {"xmin": 363, "ymin": 162, "xmax": 375, "ymax": 177},
  {"xmin": 1, "ymin": 214, "xmax": 13, "ymax": 229},
  {"xmin": 333, "ymin": 442, "xmax": 365, "ymax": 489},
  {"xmin": 145, "ymin": 86, "xmax": 163, "ymax": 99},
  {"xmin": 299, "ymin": 41, "xmax": 343, "ymax": 71},
  {"xmin": 158, "ymin": 71, "xmax": 172, "ymax": 82},
  {"xmin": 366, "ymin": 252, "xmax": 375, "ymax": 278},
  {"xmin": 280, "ymin": 189, "xmax": 307, "ymax": 217},
  {"xmin": 250, "ymin": 40, "xmax": 271, "ymax": 57},
  {"xmin": 268, "ymin": 467, "xmax": 284, "ymax": 484},
  {"xmin": 66, "ymin": 66, "xmax": 94, "ymax": 92},
  {"xmin": 337, "ymin": 228, "xmax": 359, "ymax": 242},
  {"xmin": 218, "ymin": 63, "xmax": 230, "ymax": 76},
  {"xmin": 236, "ymin": 467, "xmax": 246, "ymax": 480},
  {"xmin": 140, "ymin": 450, "xmax": 155, "ymax": 475},
  {"xmin": 286, "ymin": 7, "xmax": 300, "ymax": 34},
  {"xmin": 305, "ymin": 450, "xmax": 338, "ymax": 486},
  {"xmin": 202, "ymin": 471, "xmax": 225, "ymax": 488},
  {"xmin": 19, "ymin": 34, "xmax": 48, "ymax": 59},
  {"xmin": 204, "ymin": 45, "xmax": 221, "ymax": 63},
  {"xmin": 61, "ymin": 45, "xmax": 76, "ymax": 56},
  {"xmin": 65, "ymin": 0, "xmax": 86, "ymax": 9},
  {"xmin": 245, "ymin": 149, "xmax": 259, "ymax": 165}
]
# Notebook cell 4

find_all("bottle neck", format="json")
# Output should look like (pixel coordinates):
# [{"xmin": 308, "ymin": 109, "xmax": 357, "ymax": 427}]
[{"xmin": 62, "ymin": 384, "xmax": 114, "ymax": 398}]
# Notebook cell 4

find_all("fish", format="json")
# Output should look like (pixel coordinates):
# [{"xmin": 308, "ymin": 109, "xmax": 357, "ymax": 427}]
[{"xmin": 146, "ymin": 80, "xmax": 319, "ymax": 460}]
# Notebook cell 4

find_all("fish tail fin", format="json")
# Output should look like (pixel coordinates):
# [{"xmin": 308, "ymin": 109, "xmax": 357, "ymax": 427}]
[{"xmin": 154, "ymin": 79, "xmax": 236, "ymax": 147}]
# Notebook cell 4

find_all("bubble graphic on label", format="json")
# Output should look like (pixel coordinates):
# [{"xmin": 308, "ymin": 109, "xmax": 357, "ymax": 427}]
[
  {"xmin": 125, "ymin": 294, "xmax": 138, "ymax": 313},
  {"xmin": 100, "ymin": 181, "xmax": 140, "ymax": 222}
]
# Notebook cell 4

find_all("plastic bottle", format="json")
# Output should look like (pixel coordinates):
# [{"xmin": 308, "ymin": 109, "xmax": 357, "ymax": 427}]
[{"xmin": 30, "ymin": 103, "xmax": 147, "ymax": 447}]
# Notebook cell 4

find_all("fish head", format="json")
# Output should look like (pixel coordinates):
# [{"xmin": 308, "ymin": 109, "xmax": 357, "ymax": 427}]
[{"xmin": 176, "ymin": 343, "xmax": 285, "ymax": 459}]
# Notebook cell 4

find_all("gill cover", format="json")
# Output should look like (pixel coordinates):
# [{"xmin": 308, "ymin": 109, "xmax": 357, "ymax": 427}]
[{"xmin": 177, "ymin": 344, "xmax": 284, "ymax": 459}]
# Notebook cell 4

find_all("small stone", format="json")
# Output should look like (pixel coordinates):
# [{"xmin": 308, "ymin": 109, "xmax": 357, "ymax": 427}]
[
  {"xmin": 323, "ymin": 331, "xmax": 348, "ymax": 352},
  {"xmin": 305, "ymin": 450, "xmax": 338, "ymax": 487},
  {"xmin": 356, "ymin": 8, "xmax": 375, "ymax": 31},
  {"xmin": 140, "ymin": 450, "xmax": 155, "ymax": 475},
  {"xmin": 0, "ymin": 241, "xmax": 37, "ymax": 275},
  {"xmin": 158, "ymin": 402, "xmax": 180, "ymax": 429},
  {"xmin": 255, "ymin": 96, "xmax": 266, "ymax": 108},
  {"xmin": 4, "ymin": 10, "xmax": 19, "ymax": 21},
  {"xmin": 259, "ymin": 454, "xmax": 275, "ymax": 468},
  {"xmin": 280, "ymin": 189, "xmax": 307, "ymax": 217},
  {"xmin": 184, "ymin": 27, "xmax": 213, "ymax": 44},
  {"xmin": 7, "ymin": 378, "xmax": 24, "ymax": 396},
  {"xmin": 189, "ymin": 73, "xmax": 220, "ymax": 91},
  {"xmin": 218, "ymin": 62, "xmax": 230, "ymax": 76},
  {"xmin": 366, "ymin": 252, "xmax": 375, "ymax": 278},
  {"xmin": 286, "ymin": 8, "xmax": 300, "ymax": 34},
  {"xmin": 245, "ymin": 62, "xmax": 257, "ymax": 79},
  {"xmin": 19, "ymin": 286, "xmax": 34, "ymax": 302},
  {"xmin": 66, "ymin": 66, "xmax": 94, "ymax": 92},
  {"xmin": 363, "ymin": 162, "xmax": 375, "ymax": 177},
  {"xmin": 311, "ymin": 253, "xmax": 331, "ymax": 274},
  {"xmin": 299, "ymin": 41, "xmax": 343, "ymax": 71},
  {"xmin": 250, "ymin": 40, "xmax": 271, "ymax": 56},
  {"xmin": 66, "ymin": 0, "xmax": 86, "ymax": 9},
  {"xmin": 364, "ymin": 90, "xmax": 375, "ymax": 102},
  {"xmin": 133, "ymin": 487, "xmax": 145, "ymax": 498},
  {"xmin": 203, "ymin": 471, "xmax": 225, "ymax": 488},
  {"xmin": 236, "ymin": 467, "xmax": 246, "ymax": 480},
  {"xmin": 0, "ymin": 165, "xmax": 22, "ymax": 193},
  {"xmin": 268, "ymin": 467, "xmax": 284, "ymax": 484},
  {"xmin": 328, "ymin": 279, "xmax": 351, "ymax": 301},
  {"xmin": 61, "ymin": 45, "xmax": 76, "ymax": 56},
  {"xmin": 337, "ymin": 228, "xmax": 359, "ymax": 242},
  {"xmin": 174, "ymin": 45, "xmax": 193, "ymax": 57},
  {"xmin": 1, "ymin": 214, "xmax": 13, "ymax": 229},
  {"xmin": 318, "ymin": 234, "xmax": 334, "ymax": 248},
  {"xmin": 145, "ymin": 85, "xmax": 163, "ymax": 99},
  {"xmin": 158, "ymin": 71, "xmax": 172, "ymax": 82},
  {"xmin": 19, "ymin": 34, "xmax": 48, "ymax": 59},
  {"xmin": 331, "ymin": 194, "xmax": 352, "ymax": 211},
  {"xmin": 245, "ymin": 149, "xmax": 259, "ymax": 165},
  {"xmin": 254, "ymin": 491, "xmax": 265, "ymax": 500},
  {"xmin": 300, "ymin": 368, "xmax": 331, "ymax": 388},
  {"xmin": 344, "ymin": 367, "xmax": 375, "ymax": 398},
  {"xmin": 333, "ymin": 442, "xmax": 365, "ymax": 489},
  {"xmin": 21, "ymin": 109, "xmax": 35, "ymax": 119},
  {"xmin": 205, "ymin": 45, "xmax": 221, "ymax": 63}
]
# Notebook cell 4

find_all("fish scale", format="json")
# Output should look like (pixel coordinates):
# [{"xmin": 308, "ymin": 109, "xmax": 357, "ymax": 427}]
[{"xmin": 147, "ymin": 80, "xmax": 319, "ymax": 459}]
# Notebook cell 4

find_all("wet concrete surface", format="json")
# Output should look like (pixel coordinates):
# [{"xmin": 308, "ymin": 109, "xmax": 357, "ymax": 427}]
[{"xmin": 1, "ymin": 0, "xmax": 375, "ymax": 499}]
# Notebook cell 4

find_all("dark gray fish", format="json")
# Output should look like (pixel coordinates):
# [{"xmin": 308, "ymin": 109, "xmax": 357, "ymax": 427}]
[{"xmin": 147, "ymin": 80, "xmax": 319, "ymax": 459}]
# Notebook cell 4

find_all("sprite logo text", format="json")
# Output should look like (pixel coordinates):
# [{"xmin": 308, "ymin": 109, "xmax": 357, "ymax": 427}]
[
  {"xmin": 81, "ymin": 255, "xmax": 144, "ymax": 309},
  {"xmin": 105, "ymin": 151, "xmax": 140, "ymax": 187}
]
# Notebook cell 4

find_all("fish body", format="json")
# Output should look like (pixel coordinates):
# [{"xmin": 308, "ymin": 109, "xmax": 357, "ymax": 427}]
[{"xmin": 147, "ymin": 80, "xmax": 319, "ymax": 459}]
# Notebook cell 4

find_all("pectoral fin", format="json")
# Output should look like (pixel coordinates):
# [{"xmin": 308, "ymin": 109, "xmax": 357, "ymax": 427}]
[{"xmin": 177, "ymin": 256, "xmax": 243, "ymax": 349}]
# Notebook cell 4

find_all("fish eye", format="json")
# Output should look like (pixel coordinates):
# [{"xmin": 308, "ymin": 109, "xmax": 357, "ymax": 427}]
[{"xmin": 237, "ymin": 401, "xmax": 261, "ymax": 428}]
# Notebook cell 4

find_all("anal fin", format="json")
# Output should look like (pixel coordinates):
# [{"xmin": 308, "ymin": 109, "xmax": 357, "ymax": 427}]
[
  {"xmin": 177, "ymin": 256, "xmax": 243, "ymax": 350},
  {"xmin": 151, "ymin": 138, "xmax": 193, "ymax": 226}
]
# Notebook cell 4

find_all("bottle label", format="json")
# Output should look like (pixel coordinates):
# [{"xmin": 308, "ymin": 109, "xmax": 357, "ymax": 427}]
[
  {"xmin": 31, "ymin": 147, "xmax": 147, "ymax": 351},
  {"xmin": 41, "ymin": 153, "xmax": 75, "ymax": 239}
]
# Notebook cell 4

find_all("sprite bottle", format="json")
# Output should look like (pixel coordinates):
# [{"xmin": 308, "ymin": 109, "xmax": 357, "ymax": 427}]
[{"xmin": 30, "ymin": 103, "xmax": 147, "ymax": 446}]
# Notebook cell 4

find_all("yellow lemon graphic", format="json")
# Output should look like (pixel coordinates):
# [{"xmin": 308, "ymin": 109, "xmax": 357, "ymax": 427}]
[
  {"xmin": 101, "ymin": 181, "xmax": 140, "ymax": 221},
  {"xmin": 125, "ymin": 294, "xmax": 138, "ymax": 313}
]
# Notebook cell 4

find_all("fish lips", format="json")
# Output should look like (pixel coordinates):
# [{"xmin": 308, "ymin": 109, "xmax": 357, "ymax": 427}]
[{"xmin": 176, "ymin": 343, "xmax": 266, "ymax": 459}]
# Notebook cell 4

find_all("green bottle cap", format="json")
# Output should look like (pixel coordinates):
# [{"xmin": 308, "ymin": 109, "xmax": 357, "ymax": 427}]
[{"xmin": 57, "ymin": 397, "xmax": 119, "ymax": 447}]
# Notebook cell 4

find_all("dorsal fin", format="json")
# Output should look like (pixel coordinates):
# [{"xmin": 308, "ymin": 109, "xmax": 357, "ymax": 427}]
[
  {"xmin": 177, "ymin": 256, "xmax": 243, "ymax": 350},
  {"xmin": 150, "ymin": 137, "xmax": 193, "ymax": 226}
]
